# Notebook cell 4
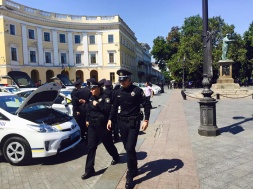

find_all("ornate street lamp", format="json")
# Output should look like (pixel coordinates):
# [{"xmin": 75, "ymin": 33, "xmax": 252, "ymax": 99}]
[{"xmin": 198, "ymin": 0, "xmax": 218, "ymax": 136}]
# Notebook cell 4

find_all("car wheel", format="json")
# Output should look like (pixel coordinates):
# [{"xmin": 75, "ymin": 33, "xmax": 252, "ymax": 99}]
[{"xmin": 3, "ymin": 137, "xmax": 31, "ymax": 165}]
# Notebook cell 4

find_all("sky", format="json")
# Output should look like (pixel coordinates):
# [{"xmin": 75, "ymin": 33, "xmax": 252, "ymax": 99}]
[{"xmin": 12, "ymin": 0, "xmax": 253, "ymax": 53}]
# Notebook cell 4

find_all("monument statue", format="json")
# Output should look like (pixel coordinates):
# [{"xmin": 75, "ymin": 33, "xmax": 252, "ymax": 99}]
[{"xmin": 221, "ymin": 34, "xmax": 234, "ymax": 60}]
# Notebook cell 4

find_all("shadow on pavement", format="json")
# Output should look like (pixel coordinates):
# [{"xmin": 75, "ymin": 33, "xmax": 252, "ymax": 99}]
[
  {"xmin": 134, "ymin": 159, "xmax": 184, "ymax": 185},
  {"xmin": 219, "ymin": 116, "xmax": 253, "ymax": 135}
]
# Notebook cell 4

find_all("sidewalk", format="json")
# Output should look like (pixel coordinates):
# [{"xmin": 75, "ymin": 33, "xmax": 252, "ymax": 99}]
[
  {"xmin": 95, "ymin": 89, "xmax": 199, "ymax": 189},
  {"xmin": 95, "ymin": 88, "xmax": 253, "ymax": 189}
]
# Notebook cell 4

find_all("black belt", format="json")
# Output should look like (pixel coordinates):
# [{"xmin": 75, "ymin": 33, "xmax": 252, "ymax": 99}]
[{"xmin": 119, "ymin": 115, "xmax": 139, "ymax": 121}]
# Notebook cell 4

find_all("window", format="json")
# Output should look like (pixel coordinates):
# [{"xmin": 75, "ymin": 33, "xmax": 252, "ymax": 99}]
[
  {"xmin": 60, "ymin": 53, "xmax": 67, "ymax": 64},
  {"xmin": 108, "ymin": 35, "xmax": 114, "ymax": 43},
  {"xmin": 10, "ymin": 24, "xmax": 15, "ymax": 35},
  {"xmin": 74, "ymin": 35, "xmax": 81, "ymax": 44},
  {"xmin": 76, "ymin": 54, "xmax": 81, "ymax": 64},
  {"xmin": 89, "ymin": 35, "xmax": 95, "ymax": 44},
  {"xmin": 44, "ymin": 32, "xmax": 50, "ymax": 42},
  {"xmin": 30, "ymin": 51, "xmax": 36, "ymax": 62},
  {"xmin": 59, "ymin": 34, "xmax": 66, "ymax": 43},
  {"xmin": 28, "ymin": 29, "xmax": 35, "ymax": 39},
  {"xmin": 45, "ymin": 52, "xmax": 51, "ymax": 63},
  {"xmin": 11, "ymin": 47, "xmax": 17, "ymax": 61},
  {"xmin": 109, "ymin": 52, "xmax": 114, "ymax": 63},
  {"xmin": 110, "ymin": 72, "xmax": 115, "ymax": 83},
  {"xmin": 0, "ymin": 112, "xmax": 9, "ymax": 121},
  {"xmin": 90, "ymin": 53, "xmax": 96, "ymax": 64}
]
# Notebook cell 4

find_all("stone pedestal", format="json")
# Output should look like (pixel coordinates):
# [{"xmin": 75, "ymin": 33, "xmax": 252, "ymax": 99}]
[{"xmin": 211, "ymin": 60, "xmax": 240, "ymax": 89}]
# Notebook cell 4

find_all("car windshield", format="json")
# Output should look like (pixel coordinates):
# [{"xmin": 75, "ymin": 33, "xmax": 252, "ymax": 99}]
[
  {"xmin": 0, "ymin": 95, "xmax": 46, "ymax": 114},
  {"xmin": 0, "ymin": 95, "xmax": 24, "ymax": 114}
]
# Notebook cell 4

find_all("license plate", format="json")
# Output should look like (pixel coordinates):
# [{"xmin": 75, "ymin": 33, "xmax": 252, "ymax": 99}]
[{"xmin": 70, "ymin": 131, "xmax": 80, "ymax": 140}]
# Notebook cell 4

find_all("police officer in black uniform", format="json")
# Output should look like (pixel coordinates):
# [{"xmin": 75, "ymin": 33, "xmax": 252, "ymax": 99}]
[
  {"xmin": 71, "ymin": 79, "xmax": 85, "ymax": 136},
  {"xmin": 107, "ymin": 69, "xmax": 151, "ymax": 189},
  {"xmin": 81, "ymin": 80, "xmax": 120, "ymax": 180},
  {"xmin": 104, "ymin": 80, "xmax": 120, "ymax": 143},
  {"xmin": 76, "ymin": 79, "xmax": 93, "ymax": 141}
]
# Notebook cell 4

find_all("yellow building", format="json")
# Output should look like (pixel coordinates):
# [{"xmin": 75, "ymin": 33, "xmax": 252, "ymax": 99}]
[{"xmin": 0, "ymin": 0, "xmax": 162, "ymax": 85}]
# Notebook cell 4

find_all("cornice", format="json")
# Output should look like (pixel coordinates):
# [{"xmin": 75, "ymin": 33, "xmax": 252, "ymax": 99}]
[{"xmin": 0, "ymin": 6, "xmax": 120, "ymax": 30}]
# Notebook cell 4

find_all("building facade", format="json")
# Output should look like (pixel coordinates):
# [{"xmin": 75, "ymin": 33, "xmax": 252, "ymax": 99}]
[{"xmin": 0, "ymin": 0, "xmax": 163, "ymax": 85}]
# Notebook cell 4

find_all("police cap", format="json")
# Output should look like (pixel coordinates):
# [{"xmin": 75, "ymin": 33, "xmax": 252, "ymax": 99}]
[
  {"xmin": 98, "ymin": 78, "xmax": 106, "ymax": 86},
  {"xmin": 73, "ymin": 79, "xmax": 82, "ymax": 86},
  {"xmin": 104, "ymin": 80, "xmax": 112, "ymax": 86},
  {"xmin": 117, "ymin": 69, "xmax": 132, "ymax": 81},
  {"xmin": 89, "ymin": 80, "xmax": 100, "ymax": 89}
]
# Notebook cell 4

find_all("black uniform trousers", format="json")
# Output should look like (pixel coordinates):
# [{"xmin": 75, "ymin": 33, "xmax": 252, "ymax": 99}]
[
  {"xmin": 85, "ymin": 121, "xmax": 119, "ymax": 173},
  {"xmin": 118, "ymin": 118, "xmax": 140, "ymax": 176}
]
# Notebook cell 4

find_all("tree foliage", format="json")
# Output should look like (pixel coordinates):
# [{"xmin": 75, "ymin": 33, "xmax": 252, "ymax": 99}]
[{"xmin": 151, "ymin": 15, "xmax": 253, "ymax": 87}]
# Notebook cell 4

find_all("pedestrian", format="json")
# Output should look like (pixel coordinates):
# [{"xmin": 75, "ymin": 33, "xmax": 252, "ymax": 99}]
[
  {"xmin": 104, "ymin": 80, "xmax": 120, "ymax": 143},
  {"xmin": 144, "ymin": 81, "xmax": 153, "ymax": 100},
  {"xmin": 71, "ymin": 79, "xmax": 85, "ymax": 137},
  {"xmin": 107, "ymin": 69, "xmax": 151, "ymax": 189},
  {"xmin": 81, "ymin": 80, "xmax": 120, "ymax": 180}
]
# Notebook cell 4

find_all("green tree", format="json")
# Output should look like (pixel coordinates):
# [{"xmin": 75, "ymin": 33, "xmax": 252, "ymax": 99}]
[{"xmin": 152, "ymin": 15, "xmax": 237, "ymax": 87}]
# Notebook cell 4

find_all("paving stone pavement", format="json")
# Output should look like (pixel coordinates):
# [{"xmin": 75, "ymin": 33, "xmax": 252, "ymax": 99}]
[{"xmin": 2, "ymin": 88, "xmax": 253, "ymax": 189}]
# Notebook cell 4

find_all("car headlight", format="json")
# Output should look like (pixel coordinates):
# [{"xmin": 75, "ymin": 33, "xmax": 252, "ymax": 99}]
[{"xmin": 28, "ymin": 124, "xmax": 59, "ymax": 133}]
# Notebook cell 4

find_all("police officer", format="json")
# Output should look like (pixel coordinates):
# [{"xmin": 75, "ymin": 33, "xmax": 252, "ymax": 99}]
[
  {"xmin": 81, "ymin": 80, "xmax": 120, "ymax": 180},
  {"xmin": 71, "ymin": 79, "xmax": 85, "ymax": 136},
  {"xmin": 104, "ymin": 80, "xmax": 120, "ymax": 143},
  {"xmin": 77, "ymin": 79, "xmax": 93, "ymax": 141},
  {"xmin": 107, "ymin": 69, "xmax": 151, "ymax": 189}
]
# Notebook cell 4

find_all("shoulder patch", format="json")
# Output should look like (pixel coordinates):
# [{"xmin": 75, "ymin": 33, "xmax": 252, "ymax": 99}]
[{"xmin": 105, "ymin": 98, "xmax": 110, "ymax": 103}]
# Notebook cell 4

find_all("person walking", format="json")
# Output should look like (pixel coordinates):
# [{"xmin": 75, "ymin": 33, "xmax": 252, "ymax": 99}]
[
  {"xmin": 104, "ymin": 80, "xmax": 120, "ymax": 143},
  {"xmin": 71, "ymin": 79, "xmax": 85, "ymax": 137},
  {"xmin": 144, "ymin": 81, "xmax": 153, "ymax": 100},
  {"xmin": 107, "ymin": 69, "xmax": 151, "ymax": 189},
  {"xmin": 76, "ymin": 79, "xmax": 93, "ymax": 141},
  {"xmin": 81, "ymin": 80, "xmax": 120, "ymax": 180}
]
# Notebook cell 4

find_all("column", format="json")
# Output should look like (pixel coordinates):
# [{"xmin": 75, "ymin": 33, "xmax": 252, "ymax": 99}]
[
  {"xmin": 82, "ymin": 32, "xmax": 88, "ymax": 66},
  {"xmin": 67, "ymin": 31, "xmax": 74, "ymax": 66},
  {"xmin": 96, "ymin": 32, "xmax": 103, "ymax": 66},
  {"xmin": 37, "ymin": 27, "xmax": 43, "ymax": 66},
  {"xmin": 52, "ymin": 30, "xmax": 59, "ymax": 66},
  {"xmin": 21, "ymin": 24, "xmax": 28, "ymax": 65}
]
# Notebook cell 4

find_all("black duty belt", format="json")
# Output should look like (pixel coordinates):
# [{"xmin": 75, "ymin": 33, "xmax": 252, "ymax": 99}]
[{"xmin": 119, "ymin": 115, "xmax": 139, "ymax": 121}]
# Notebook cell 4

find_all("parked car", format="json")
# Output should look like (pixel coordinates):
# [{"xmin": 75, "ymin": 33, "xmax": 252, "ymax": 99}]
[
  {"xmin": 134, "ymin": 83, "xmax": 161, "ymax": 95},
  {"xmin": 53, "ymin": 89, "xmax": 73, "ymax": 116},
  {"xmin": 0, "ymin": 86, "xmax": 20, "ymax": 93},
  {"xmin": 1, "ymin": 71, "xmax": 37, "ymax": 90},
  {"xmin": 0, "ymin": 82, "xmax": 81, "ymax": 165}
]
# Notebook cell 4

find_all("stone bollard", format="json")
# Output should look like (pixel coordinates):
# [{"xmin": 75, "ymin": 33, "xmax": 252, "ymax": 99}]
[
  {"xmin": 216, "ymin": 93, "xmax": 220, "ymax": 100},
  {"xmin": 181, "ymin": 90, "xmax": 187, "ymax": 100}
]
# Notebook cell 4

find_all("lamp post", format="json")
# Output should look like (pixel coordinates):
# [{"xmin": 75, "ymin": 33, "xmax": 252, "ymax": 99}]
[
  {"xmin": 182, "ymin": 56, "xmax": 186, "ymax": 91},
  {"xmin": 198, "ymin": 0, "xmax": 218, "ymax": 136},
  {"xmin": 178, "ymin": 57, "xmax": 186, "ymax": 91}
]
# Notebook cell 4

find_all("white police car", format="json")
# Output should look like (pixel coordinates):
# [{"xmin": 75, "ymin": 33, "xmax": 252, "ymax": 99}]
[{"xmin": 0, "ymin": 82, "xmax": 81, "ymax": 165}]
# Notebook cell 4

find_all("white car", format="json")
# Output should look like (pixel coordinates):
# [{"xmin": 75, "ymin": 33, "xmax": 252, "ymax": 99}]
[
  {"xmin": 134, "ymin": 83, "xmax": 160, "ymax": 95},
  {"xmin": 14, "ymin": 88, "xmax": 73, "ymax": 116},
  {"xmin": 53, "ymin": 89, "xmax": 73, "ymax": 116},
  {"xmin": 0, "ymin": 82, "xmax": 81, "ymax": 165},
  {"xmin": 0, "ymin": 86, "xmax": 20, "ymax": 93}
]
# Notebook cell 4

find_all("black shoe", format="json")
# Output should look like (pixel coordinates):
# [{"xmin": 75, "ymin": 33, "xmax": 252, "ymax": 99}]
[
  {"xmin": 125, "ymin": 176, "xmax": 134, "ymax": 189},
  {"xmin": 111, "ymin": 156, "xmax": 120, "ymax": 165},
  {"xmin": 81, "ymin": 170, "xmax": 95, "ymax": 180}
]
